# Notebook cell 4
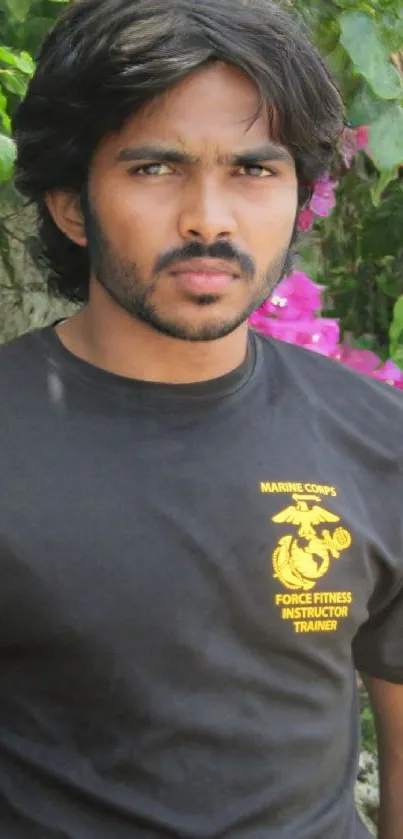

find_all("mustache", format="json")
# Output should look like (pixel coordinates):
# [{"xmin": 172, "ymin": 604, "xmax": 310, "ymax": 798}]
[{"xmin": 153, "ymin": 240, "xmax": 256, "ymax": 280}]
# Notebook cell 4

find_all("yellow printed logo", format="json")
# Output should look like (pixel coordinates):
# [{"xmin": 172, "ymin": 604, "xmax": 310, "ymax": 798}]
[
  {"xmin": 260, "ymin": 482, "xmax": 354, "ymax": 633},
  {"xmin": 271, "ymin": 494, "xmax": 352, "ymax": 592}
]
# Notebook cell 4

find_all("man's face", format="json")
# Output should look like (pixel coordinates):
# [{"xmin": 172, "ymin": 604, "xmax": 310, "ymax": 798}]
[{"xmin": 85, "ymin": 62, "xmax": 298, "ymax": 341}]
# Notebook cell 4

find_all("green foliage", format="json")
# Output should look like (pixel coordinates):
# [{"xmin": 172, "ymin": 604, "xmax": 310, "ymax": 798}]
[
  {"xmin": 369, "ymin": 105, "xmax": 403, "ymax": 170},
  {"xmin": 292, "ymin": 0, "xmax": 403, "ymax": 167},
  {"xmin": 390, "ymin": 296, "xmax": 403, "ymax": 367},
  {"xmin": 0, "ymin": 0, "xmax": 69, "ymax": 289},
  {"xmin": 291, "ymin": 0, "xmax": 403, "ymax": 364},
  {"xmin": 339, "ymin": 12, "xmax": 402, "ymax": 100},
  {"xmin": 359, "ymin": 688, "xmax": 378, "ymax": 756},
  {"xmin": 0, "ymin": 0, "xmax": 69, "ymax": 133},
  {"xmin": 361, "ymin": 707, "xmax": 377, "ymax": 754},
  {"xmin": 0, "ymin": 134, "xmax": 16, "ymax": 181}
]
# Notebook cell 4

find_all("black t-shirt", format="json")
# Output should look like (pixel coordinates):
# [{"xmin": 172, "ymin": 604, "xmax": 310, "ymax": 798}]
[{"xmin": 0, "ymin": 324, "xmax": 402, "ymax": 839}]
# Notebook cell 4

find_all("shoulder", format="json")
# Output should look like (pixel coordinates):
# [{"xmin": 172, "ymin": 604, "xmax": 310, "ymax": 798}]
[
  {"xmin": 256, "ymin": 332, "xmax": 403, "ymax": 455},
  {"xmin": 0, "ymin": 328, "xmax": 48, "ymax": 395},
  {"xmin": 0, "ymin": 327, "xmax": 44, "ymax": 363}
]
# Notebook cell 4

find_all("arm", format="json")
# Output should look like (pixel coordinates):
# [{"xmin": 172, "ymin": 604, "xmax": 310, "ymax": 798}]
[{"xmin": 364, "ymin": 676, "xmax": 403, "ymax": 839}]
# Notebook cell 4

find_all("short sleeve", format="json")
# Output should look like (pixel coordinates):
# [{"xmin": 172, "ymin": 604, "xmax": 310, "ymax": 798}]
[{"xmin": 353, "ymin": 580, "xmax": 403, "ymax": 684}]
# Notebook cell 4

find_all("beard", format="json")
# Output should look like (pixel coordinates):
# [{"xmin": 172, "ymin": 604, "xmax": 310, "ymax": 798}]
[{"xmin": 82, "ymin": 200, "xmax": 297, "ymax": 343}]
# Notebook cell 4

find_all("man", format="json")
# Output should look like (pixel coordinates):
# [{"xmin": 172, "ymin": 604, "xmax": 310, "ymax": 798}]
[{"xmin": 2, "ymin": 0, "xmax": 402, "ymax": 836}]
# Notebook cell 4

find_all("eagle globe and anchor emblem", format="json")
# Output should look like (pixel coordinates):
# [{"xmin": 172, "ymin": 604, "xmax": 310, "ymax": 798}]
[{"xmin": 272, "ymin": 494, "xmax": 352, "ymax": 591}]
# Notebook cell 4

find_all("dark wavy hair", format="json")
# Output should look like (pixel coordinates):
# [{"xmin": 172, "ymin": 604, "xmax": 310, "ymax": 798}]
[{"xmin": 13, "ymin": 0, "xmax": 344, "ymax": 303}]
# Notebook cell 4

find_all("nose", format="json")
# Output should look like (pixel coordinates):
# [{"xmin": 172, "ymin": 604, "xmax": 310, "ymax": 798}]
[{"xmin": 178, "ymin": 176, "xmax": 237, "ymax": 243}]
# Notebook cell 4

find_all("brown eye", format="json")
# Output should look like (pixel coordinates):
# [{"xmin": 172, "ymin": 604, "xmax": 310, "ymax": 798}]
[
  {"xmin": 237, "ymin": 165, "xmax": 276, "ymax": 178},
  {"xmin": 129, "ymin": 163, "xmax": 173, "ymax": 176}
]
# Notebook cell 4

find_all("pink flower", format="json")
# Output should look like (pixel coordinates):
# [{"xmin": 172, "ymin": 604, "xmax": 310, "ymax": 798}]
[
  {"xmin": 309, "ymin": 175, "xmax": 338, "ymax": 217},
  {"xmin": 297, "ymin": 173, "xmax": 338, "ymax": 232},
  {"xmin": 336, "ymin": 345, "xmax": 381, "ymax": 374},
  {"xmin": 306, "ymin": 319, "xmax": 340, "ymax": 355},
  {"xmin": 248, "ymin": 310, "xmax": 273, "ymax": 335},
  {"xmin": 289, "ymin": 318, "xmax": 339, "ymax": 356},
  {"xmin": 356, "ymin": 126, "xmax": 370, "ymax": 151},
  {"xmin": 297, "ymin": 207, "xmax": 315, "ymax": 232},
  {"xmin": 335, "ymin": 348, "xmax": 403, "ymax": 387},
  {"xmin": 250, "ymin": 314, "xmax": 340, "ymax": 356},
  {"xmin": 257, "ymin": 318, "xmax": 311, "ymax": 345},
  {"xmin": 341, "ymin": 125, "xmax": 370, "ymax": 169},
  {"xmin": 264, "ymin": 272, "xmax": 323, "ymax": 321},
  {"xmin": 249, "ymin": 269, "xmax": 403, "ymax": 390},
  {"xmin": 371, "ymin": 360, "xmax": 403, "ymax": 389}
]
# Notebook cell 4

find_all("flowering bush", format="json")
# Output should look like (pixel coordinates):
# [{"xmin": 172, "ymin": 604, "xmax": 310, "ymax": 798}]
[
  {"xmin": 250, "ymin": 270, "xmax": 403, "ymax": 388},
  {"xmin": 249, "ymin": 123, "xmax": 403, "ymax": 390},
  {"xmin": 289, "ymin": 1, "xmax": 403, "ymax": 373},
  {"xmin": 297, "ymin": 175, "xmax": 339, "ymax": 233}
]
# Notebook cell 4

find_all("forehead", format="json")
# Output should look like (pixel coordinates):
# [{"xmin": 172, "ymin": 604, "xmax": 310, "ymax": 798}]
[{"xmin": 98, "ymin": 63, "xmax": 277, "ymax": 160}]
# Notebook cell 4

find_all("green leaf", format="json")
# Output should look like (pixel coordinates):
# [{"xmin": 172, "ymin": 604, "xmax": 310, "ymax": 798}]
[
  {"xmin": 390, "ymin": 296, "xmax": 403, "ymax": 357},
  {"xmin": 392, "ymin": 346, "xmax": 403, "ymax": 371},
  {"xmin": 348, "ymin": 83, "xmax": 391, "ymax": 126},
  {"xmin": 340, "ymin": 12, "xmax": 403, "ymax": 100},
  {"xmin": 19, "ymin": 18, "xmax": 59, "ymax": 57},
  {"xmin": 0, "ymin": 69, "xmax": 28, "ymax": 97},
  {"xmin": 0, "ymin": 47, "xmax": 35, "ymax": 76},
  {"xmin": 333, "ymin": 0, "xmax": 360, "ymax": 7},
  {"xmin": 326, "ymin": 43, "xmax": 351, "ymax": 81},
  {"xmin": 20, "ymin": 51, "xmax": 35, "ymax": 75},
  {"xmin": 380, "ymin": 11, "xmax": 403, "ymax": 53},
  {"xmin": 0, "ymin": 47, "xmax": 32, "ymax": 75},
  {"xmin": 370, "ymin": 169, "xmax": 397, "ymax": 207},
  {"xmin": 369, "ymin": 105, "xmax": 403, "ymax": 170},
  {"xmin": 0, "ymin": 134, "xmax": 16, "ymax": 183},
  {"xmin": 0, "ymin": 88, "xmax": 11, "ymax": 135},
  {"xmin": 6, "ymin": 0, "xmax": 35, "ymax": 23}
]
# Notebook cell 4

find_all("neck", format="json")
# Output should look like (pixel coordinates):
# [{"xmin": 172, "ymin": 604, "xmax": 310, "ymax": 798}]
[{"xmin": 55, "ymin": 288, "xmax": 249, "ymax": 385}]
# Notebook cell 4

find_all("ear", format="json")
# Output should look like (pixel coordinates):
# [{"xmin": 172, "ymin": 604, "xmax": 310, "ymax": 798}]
[{"xmin": 45, "ymin": 190, "xmax": 87, "ymax": 247}]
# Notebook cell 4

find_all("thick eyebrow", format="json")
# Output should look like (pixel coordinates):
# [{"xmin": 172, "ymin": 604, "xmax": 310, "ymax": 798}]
[
  {"xmin": 231, "ymin": 143, "xmax": 294, "ymax": 166},
  {"xmin": 115, "ymin": 142, "xmax": 294, "ymax": 167}
]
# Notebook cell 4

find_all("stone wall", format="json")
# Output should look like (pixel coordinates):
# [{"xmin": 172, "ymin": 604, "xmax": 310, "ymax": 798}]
[{"xmin": 0, "ymin": 206, "xmax": 75, "ymax": 343}]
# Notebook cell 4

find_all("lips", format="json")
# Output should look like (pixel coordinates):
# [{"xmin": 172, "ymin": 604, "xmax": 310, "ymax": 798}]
[
  {"xmin": 170, "ymin": 258, "xmax": 240, "ymax": 277},
  {"xmin": 170, "ymin": 259, "xmax": 239, "ymax": 295}
]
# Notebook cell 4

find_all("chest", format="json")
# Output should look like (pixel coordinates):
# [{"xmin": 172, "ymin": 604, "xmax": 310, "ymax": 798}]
[{"xmin": 0, "ymin": 409, "xmax": 390, "ymax": 677}]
